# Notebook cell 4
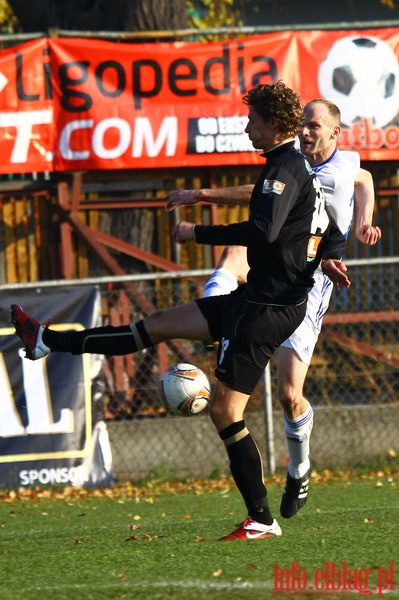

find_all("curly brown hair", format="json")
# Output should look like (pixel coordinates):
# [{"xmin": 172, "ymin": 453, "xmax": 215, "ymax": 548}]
[{"xmin": 243, "ymin": 81, "xmax": 304, "ymax": 137}]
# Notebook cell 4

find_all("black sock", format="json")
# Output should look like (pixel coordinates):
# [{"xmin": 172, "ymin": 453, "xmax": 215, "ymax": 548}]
[
  {"xmin": 43, "ymin": 320, "xmax": 153, "ymax": 355},
  {"xmin": 219, "ymin": 420, "xmax": 273, "ymax": 525}
]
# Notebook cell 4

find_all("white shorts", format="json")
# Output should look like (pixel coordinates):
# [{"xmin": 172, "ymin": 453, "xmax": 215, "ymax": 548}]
[
  {"xmin": 280, "ymin": 270, "xmax": 333, "ymax": 365},
  {"xmin": 202, "ymin": 268, "xmax": 238, "ymax": 298}
]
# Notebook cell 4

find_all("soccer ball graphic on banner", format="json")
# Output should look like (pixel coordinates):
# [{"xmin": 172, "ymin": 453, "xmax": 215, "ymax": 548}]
[
  {"xmin": 160, "ymin": 363, "xmax": 211, "ymax": 416},
  {"xmin": 318, "ymin": 35, "xmax": 399, "ymax": 128}
]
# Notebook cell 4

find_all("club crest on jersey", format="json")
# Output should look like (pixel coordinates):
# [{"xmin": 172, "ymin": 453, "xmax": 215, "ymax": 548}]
[{"xmin": 262, "ymin": 179, "xmax": 286, "ymax": 195}]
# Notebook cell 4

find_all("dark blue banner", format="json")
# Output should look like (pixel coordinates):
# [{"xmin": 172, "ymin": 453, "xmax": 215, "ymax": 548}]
[{"xmin": 0, "ymin": 285, "xmax": 111, "ymax": 489}]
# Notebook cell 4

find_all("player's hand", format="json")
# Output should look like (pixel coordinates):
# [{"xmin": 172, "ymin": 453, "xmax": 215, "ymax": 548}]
[
  {"xmin": 356, "ymin": 224, "xmax": 382, "ymax": 245},
  {"xmin": 172, "ymin": 221, "xmax": 196, "ymax": 243},
  {"xmin": 322, "ymin": 259, "xmax": 351, "ymax": 290},
  {"xmin": 165, "ymin": 189, "xmax": 200, "ymax": 212}
]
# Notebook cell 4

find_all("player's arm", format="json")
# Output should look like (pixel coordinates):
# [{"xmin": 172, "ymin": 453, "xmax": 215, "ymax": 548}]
[
  {"xmin": 354, "ymin": 169, "xmax": 382, "ymax": 245},
  {"xmin": 165, "ymin": 184, "xmax": 254, "ymax": 211},
  {"xmin": 321, "ymin": 259, "xmax": 351, "ymax": 290},
  {"xmin": 316, "ymin": 214, "xmax": 351, "ymax": 290},
  {"xmin": 172, "ymin": 168, "xmax": 302, "ymax": 246},
  {"xmin": 172, "ymin": 219, "xmax": 255, "ymax": 246}
]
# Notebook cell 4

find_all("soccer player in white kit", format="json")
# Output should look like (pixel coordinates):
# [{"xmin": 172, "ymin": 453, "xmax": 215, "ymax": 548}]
[{"xmin": 165, "ymin": 99, "xmax": 381, "ymax": 518}]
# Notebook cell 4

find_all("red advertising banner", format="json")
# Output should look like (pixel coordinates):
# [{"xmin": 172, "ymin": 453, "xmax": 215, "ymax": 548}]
[{"xmin": 0, "ymin": 30, "xmax": 398, "ymax": 174}]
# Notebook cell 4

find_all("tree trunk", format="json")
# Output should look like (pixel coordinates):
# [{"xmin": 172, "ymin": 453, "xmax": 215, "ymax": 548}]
[{"xmin": 8, "ymin": 0, "xmax": 188, "ymax": 32}]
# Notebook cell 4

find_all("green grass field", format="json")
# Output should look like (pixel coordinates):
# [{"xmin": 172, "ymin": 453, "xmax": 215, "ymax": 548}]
[{"xmin": 0, "ymin": 472, "xmax": 398, "ymax": 600}]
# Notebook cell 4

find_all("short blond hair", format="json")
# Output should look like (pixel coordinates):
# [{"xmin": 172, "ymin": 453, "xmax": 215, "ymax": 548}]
[{"xmin": 305, "ymin": 98, "xmax": 341, "ymax": 125}]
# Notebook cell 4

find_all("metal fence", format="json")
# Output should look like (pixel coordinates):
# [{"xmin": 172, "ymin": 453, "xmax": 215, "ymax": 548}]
[{"xmin": 2, "ymin": 257, "xmax": 399, "ymax": 480}]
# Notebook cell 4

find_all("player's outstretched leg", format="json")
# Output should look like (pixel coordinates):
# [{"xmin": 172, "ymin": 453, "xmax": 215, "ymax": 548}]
[
  {"xmin": 10, "ymin": 304, "xmax": 153, "ymax": 360},
  {"xmin": 10, "ymin": 304, "xmax": 51, "ymax": 360}
]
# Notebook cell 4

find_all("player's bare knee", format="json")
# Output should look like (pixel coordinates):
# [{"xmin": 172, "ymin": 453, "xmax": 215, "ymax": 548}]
[
  {"xmin": 279, "ymin": 388, "xmax": 301, "ymax": 415},
  {"xmin": 143, "ymin": 309, "xmax": 170, "ymax": 340}
]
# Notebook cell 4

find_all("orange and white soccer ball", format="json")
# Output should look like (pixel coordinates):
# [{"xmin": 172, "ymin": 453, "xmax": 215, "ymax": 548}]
[{"xmin": 160, "ymin": 363, "xmax": 211, "ymax": 416}]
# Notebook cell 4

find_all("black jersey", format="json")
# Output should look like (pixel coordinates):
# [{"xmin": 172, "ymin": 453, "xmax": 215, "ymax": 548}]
[{"xmin": 194, "ymin": 141, "xmax": 345, "ymax": 305}]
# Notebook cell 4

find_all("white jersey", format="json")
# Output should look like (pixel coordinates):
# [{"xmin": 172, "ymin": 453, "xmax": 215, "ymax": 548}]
[
  {"xmin": 312, "ymin": 148, "xmax": 360, "ymax": 238},
  {"xmin": 280, "ymin": 148, "xmax": 360, "ymax": 363},
  {"xmin": 203, "ymin": 267, "xmax": 238, "ymax": 298}
]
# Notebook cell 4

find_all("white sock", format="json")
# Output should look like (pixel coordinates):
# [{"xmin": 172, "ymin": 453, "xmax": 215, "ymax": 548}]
[{"xmin": 284, "ymin": 405, "xmax": 313, "ymax": 479}]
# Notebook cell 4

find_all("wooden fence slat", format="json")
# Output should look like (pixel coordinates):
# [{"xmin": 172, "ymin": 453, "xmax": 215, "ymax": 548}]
[
  {"xmin": 15, "ymin": 198, "xmax": 28, "ymax": 281},
  {"xmin": 3, "ymin": 198, "xmax": 17, "ymax": 283},
  {"xmin": 27, "ymin": 197, "xmax": 37, "ymax": 281},
  {"xmin": 0, "ymin": 196, "xmax": 5, "ymax": 284}
]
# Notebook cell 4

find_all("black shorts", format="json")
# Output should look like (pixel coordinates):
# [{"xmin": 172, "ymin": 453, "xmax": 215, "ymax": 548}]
[{"xmin": 195, "ymin": 286, "xmax": 307, "ymax": 395}]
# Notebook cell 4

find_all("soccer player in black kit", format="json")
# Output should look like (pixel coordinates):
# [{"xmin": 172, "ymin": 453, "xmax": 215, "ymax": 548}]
[{"xmin": 11, "ymin": 81, "xmax": 350, "ymax": 541}]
